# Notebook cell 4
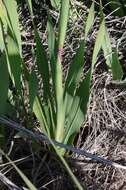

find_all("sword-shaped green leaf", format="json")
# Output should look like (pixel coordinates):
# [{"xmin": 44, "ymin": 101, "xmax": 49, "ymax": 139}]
[
  {"xmin": 6, "ymin": 34, "xmax": 22, "ymax": 94},
  {"xmin": 34, "ymin": 29, "xmax": 50, "ymax": 101},
  {"xmin": 4, "ymin": 0, "xmax": 22, "ymax": 55},
  {"xmin": 102, "ymin": 27, "xmax": 112, "ymax": 68},
  {"xmin": 29, "ymin": 70, "xmax": 38, "ymax": 110},
  {"xmin": 65, "ymin": 41, "xmax": 85, "ymax": 94},
  {"xmin": 47, "ymin": 17, "xmax": 56, "ymax": 87},
  {"xmin": 55, "ymin": 0, "xmax": 70, "ymax": 143},
  {"xmin": 92, "ymin": 19, "xmax": 105, "ymax": 72},
  {"xmin": 33, "ymin": 96, "xmax": 50, "ymax": 136},
  {"xmin": 112, "ymin": 48, "xmax": 123, "ymax": 80},
  {"xmin": 85, "ymin": 2, "xmax": 95, "ymax": 39},
  {"xmin": 0, "ymin": 53, "xmax": 9, "ymax": 115},
  {"xmin": 64, "ymin": 41, "xmax": 85, "ymax": 118},
  {"xmin": 64, "ymin": 70, "xmax": 91, "ymax": 144}
]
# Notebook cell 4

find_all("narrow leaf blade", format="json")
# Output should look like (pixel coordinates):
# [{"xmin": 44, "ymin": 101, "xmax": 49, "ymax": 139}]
[
  {"xmin": 85, "ymin": 2, "xmax": 95, "ymax": 38},
  {"xmin": 102, "ymin": 27, "xmax": 112, "ymax": 68},
  {"xmin": 34, "ymin": 29, "xmax": 50, "ymax": 101},
  {"xmin": 92, "ymin": 20, "xmax": 105, "ymax": 71},
  {"xmin": 65, "ymin": 40, "xmax": 85, "ymax": 94},
  {"xmin": 33, "ymin": 96, "xmax": 50, "ymax": 136},
  {"xmin": 29, "ymin": 70, "xmax": 38, "ymax": 110},
  {"xmin": 6, "ymin": 34, "xmax": 22, "ymax": 93},
  {"xmin": 112, "ymin": 48, "xmax": 123, "ymax": 80},
  {"xmin": 0, "ymin": 53, "xmax": 9, "ymax": 115},
  {"xmin": 4, "ymin": 0, "xmax": 22, "ymax": 55},
  {"xmin": 64, "ymin": 70, "xmax": 91, "ymax": 144},
  {"xmin": 64, "ymin": 40, "xmax": 85, "ymax": 118}
]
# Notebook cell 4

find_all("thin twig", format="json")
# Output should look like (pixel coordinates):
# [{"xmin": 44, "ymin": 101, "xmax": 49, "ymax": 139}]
[{"xmin": 0, "ymin": 116, "xmax": 126, "ymax": 170}]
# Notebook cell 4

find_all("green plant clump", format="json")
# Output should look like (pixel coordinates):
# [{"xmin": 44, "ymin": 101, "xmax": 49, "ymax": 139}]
[
  {"xmin": 0, "ymin": 0, "xmax": 123, "ymax": 154},
  {"xmin": 0, "ymin": 0, "xmax": 124, "ymax": 189}
]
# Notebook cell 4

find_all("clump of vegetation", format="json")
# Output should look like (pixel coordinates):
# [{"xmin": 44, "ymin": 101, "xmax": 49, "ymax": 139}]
[{"xmin": 0, "ymin": 0, "xmax": 126, "ymax": 189}]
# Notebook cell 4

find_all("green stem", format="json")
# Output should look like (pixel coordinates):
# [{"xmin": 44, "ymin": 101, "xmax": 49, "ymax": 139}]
[{"xmin": 55, "ymin": 0, "xmax": 70, "ymax": 142}]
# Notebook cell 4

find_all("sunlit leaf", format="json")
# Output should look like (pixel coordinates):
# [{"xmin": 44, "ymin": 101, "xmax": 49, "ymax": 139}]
[
  {"xmin": 55, "ymin": 0, "xmax": 70, "ymax": 143},
  {"xmin": 4, "ymin": 0, "xmax": 22, "ymax": 55},
  {"xmin": 85, "ymin": 2, "xmax": 95, "ymax": 39},
  {"xmin": 64, "ymin": 70, "xmax": 91, "ymax": 144},
  {"xmin": 102, "ymin": 27, "xmax": 112, "ymax": 68},
  {"xmin": 92, "ymin": 19, "xmax": 105, "ymax": 71},
  {"xmin": 26, "ymin": 0, "xmax": 33, "ymax": 16},
  {"xmin": 64, "ymin": 40, "xmax": 85, "ymax": 118},
  {"xmin": 47, "ymin": 17, "xmax": 56, "ymax": 58},
  {"xmin": 0, "ymin": 19, "xmax": 5, "ymax": 53},
  {"xmin": 6, "ymin": 34, "xmax": 22, "ymax": 93},
  {"xmin": 0, "ymin": 1, "xmax": 7, "ymax": 28},
  {"xmin": 65, "ymin": 40, "xmax": 85, "ymax": 94},
  {"xmin": 47, "ymin": 16, "xmax": 56, "ymax": 86}
]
